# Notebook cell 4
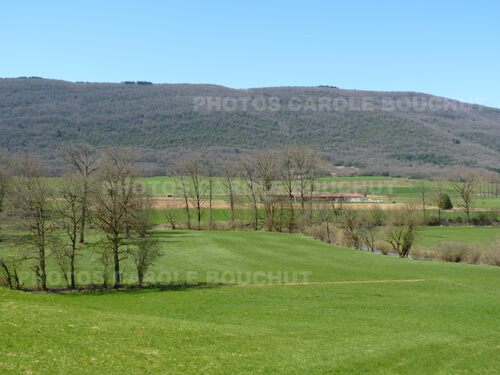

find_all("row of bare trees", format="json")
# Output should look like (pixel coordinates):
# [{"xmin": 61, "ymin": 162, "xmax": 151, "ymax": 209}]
[
  {"xmin": 174, "ymin": 145, "xmax": 322, "ymax": 232},
  {"xmin": 0, "ymin": 145, "xmax": 160, "ymax": 290},
  {"xmin": 417, "ymin": 172, "xmax": 489, "ymax": 224},
  {"xmin": 311, "ymin": 203, "xmax": 418, "ymax": 258}
]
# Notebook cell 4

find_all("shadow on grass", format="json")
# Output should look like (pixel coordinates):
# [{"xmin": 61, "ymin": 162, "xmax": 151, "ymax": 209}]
[
  {"xmin": 22, "ymin": 281, "xmax": 231, "ymax": 295},
  {"xmin": 151, "ymin": 229, "xmax": 198, "ymax": 241}
]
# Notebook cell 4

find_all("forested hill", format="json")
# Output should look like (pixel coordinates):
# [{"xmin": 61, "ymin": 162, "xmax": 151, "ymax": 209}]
[{"xmin": 1, "ymin": 77, "xmax": 499, "ymax": 176}]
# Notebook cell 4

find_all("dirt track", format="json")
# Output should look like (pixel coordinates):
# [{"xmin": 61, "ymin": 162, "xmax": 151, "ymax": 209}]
[{"xmin": 150, "ymin": 197, "xmax": 425, "ymax": 211}]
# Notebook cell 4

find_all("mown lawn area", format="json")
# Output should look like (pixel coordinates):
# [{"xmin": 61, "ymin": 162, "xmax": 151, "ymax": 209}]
[{"xmin": 1, "ymin": 230, "xmax": 499, "ymax": 374}]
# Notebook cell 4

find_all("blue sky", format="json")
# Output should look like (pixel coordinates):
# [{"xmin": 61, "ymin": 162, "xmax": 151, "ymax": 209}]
[{"xmin": 1, "ymin": 0, "xmax": 499, "ymax": 107}]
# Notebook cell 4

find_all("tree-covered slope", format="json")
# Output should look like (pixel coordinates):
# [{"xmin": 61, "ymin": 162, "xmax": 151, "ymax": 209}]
[{"xmin": 1, "ymin": 78, "xmax": 499, "ymax": 175}]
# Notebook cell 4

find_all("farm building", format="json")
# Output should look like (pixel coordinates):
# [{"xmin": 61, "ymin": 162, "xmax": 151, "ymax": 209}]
[{"xmin": 271, "ymin": 193, "xmax": 365, "ymax": 203}]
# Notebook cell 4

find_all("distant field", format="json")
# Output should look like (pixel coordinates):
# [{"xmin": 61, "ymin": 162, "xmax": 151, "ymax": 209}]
[
  {"xmin": 42, "ymin": 175, "xmax": 500, "ymax": 210},
  {"xmin": 416, "ymin": 226, "xmax": 500, "ymax": 248},
  {"xmin": 1, "ymin": 230, "xmax": 499, "ymax": 374}
]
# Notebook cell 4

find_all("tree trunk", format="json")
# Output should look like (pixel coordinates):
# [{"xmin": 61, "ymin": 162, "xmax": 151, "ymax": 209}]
[
  {"xmin": 137, "ymin": 271, "xmax": 143, "ymax": 288},
  {"xmin": 113, "ymin": 238, "xmax": 121, "ymax": 289},
  {"xmin": 197, "ymin": 207, "xmax": 202, "ymax": 230},
  {"xmin": 70, "ymin": 246, "xmax": 76, "ymax": 290},
  {"xmin": 79, "ymin": 203, "xmax": 86, "ymax": 243},
  {"xmin": 325, "ymin": 221, "xmax": 331, "ymax": 244},
  {"xmin": 39, "ymin": 245, "xmax": 47, "ymax": 290},
  {"xmin": 252, "ymin": 193, "xmax": 258, "ymax": 230}
]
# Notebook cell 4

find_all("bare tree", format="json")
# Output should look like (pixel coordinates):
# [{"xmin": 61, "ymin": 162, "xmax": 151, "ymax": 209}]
[
  {"xmin": 94, "ymin": 148, "xmax": 137, "ymax": 288},
  {"xmin": 255, "ymin": 150, "xmax": 279, "ymax": 231},
  {"xmin": 61, "ymin": 143, "xmax": 98, "ymax": 243},
  {"xmin": 416, "ymin": 180, "xmax": 427, "ymax": 223},
  {"xmin": 316, "ymin": 201, "xmax": 335, "ymax": 243},
  {"xmin": 129, "ymin": 237, "xmax": 161, "ymax": 287},
  {"xmin": 178, "ymin": 174, "xmax": 192, "ymax": 229},
  {"xmin": 383, "ymin": 208, "xmax": 418, "ymax": 258},
  {"xmin": 336, "ymin": 208, "xmax": 363, "ymax": 249},
  {"xmin": 207, "ymin": 161, "xmax": 215, "ymax": 230},
  {"xmin": 306, "ymin": 150, "xmax": 321, "ymax": 221},
  {"xmin": 222, "ymin": 162, "xmax": 238, "ymax": 229},
  {"xmin": 165, "ymin": 203, "xmax": 181, "ymax": 230},
  {"xmin": 432, "ymin": 179, "xmax": 445, "ymax": 225},
  {"xmin": 98, "ymin": 247, "xmax": 113, "ymax": 289},
  {"xmin": 131, "ymin": 187, "xmax": 154, "ymax": 238},
  {"xmin": 58, "ymin": 173, "xmax": 85, "ymax": 289},
  {"xmin": 0, "ymin": 251, "xmax": 29, "ymax": 290},
  {"xmin": 288, "ymin": 145, "xmax": 321, "ymax": 216},
  {"xmin": 178, "ymin": 154, "xmax": 208, "ymax": 230},
  {"xmin": 450, "ymin": 172, "xmax": 477, "ymax": 223},
  {"xmin": 10, "ymin": 157, "xmax": 53, "ymax": 290},
  {"xmin": 358, "ymin": 207, "xmax": 384, "ymax": 252},
  {"xmin": 280, "ymin": 146, "xmax": 296, "ymax": 233},
  {"xmin": 239, "ymin": 156, "xmax": 259, "ymax": 230}
]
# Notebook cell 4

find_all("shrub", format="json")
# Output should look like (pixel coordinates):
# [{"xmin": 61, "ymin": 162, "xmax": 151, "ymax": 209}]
[
  {"xmin": 465, "ymin": 245, "xmax": 482, "ymax": 264},
  {"xmin": 471, "ymin": 212, "xmax": 497, "ymax": 226},
  {"xmin": 437, "ymin": 242, "xmax": 469, "ymax": 262},
  {"xmin": 437, "ymin": 193, "xmax": 453, "ymax": 210},
  {"xmin": 377, "ymin": 242, "xmax": 393, "ymax": 256},
  {"xmin": 411, "ymin": 247, "xmax": 431, "ymax": 260},
  {"xmin": 303, "ymin": 224, "xmax": 329, "ymax": 243},
  {"xmin": 480, "ymin": 245, "xmax": 500, "ymax": 266}
]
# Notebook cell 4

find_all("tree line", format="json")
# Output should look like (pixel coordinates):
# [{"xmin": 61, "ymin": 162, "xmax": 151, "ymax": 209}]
[
  {"xmin": 0, "ymin": 145, "xmax": 159, "ymax": 290},
  {"xmin": 0, "ymin": 144, "xmax": 498, "ymax": 290}
]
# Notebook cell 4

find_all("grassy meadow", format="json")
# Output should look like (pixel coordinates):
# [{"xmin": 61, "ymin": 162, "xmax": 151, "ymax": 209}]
[
  {"xmin": 2, "ymin": 174, "xmax": 499, "ymax": 374},
  {"xmin": 1, "ymin": 230, "xmax": 500, "ymax": 374}
]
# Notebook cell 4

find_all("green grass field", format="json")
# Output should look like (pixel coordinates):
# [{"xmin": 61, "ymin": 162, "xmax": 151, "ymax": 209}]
[
  {"xmin": 1, "ymin": 230, "xmax": 500, "ymax": 374},
  {"xmin": 417, "ymin": 226, "xmax": 500, "ymax": 248}
]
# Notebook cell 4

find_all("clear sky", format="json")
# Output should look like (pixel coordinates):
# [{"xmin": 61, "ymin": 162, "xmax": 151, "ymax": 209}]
[{"xmin": 1, "ymin": 0, "xmax": 499, "ymax": 107}]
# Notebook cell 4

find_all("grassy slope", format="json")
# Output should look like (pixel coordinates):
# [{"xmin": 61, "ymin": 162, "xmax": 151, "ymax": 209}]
[{"xmin": 1, "ymin": 230, "xmax": 500, "ymax": 374}]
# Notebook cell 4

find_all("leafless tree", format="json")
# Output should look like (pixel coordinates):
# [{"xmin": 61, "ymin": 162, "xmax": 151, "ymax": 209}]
[
  {"xmin": 416, "ymin": 180, "xmax": 427, "ymax": 222},
  {"xmin": 280, "ymin": 146, "xmax": 296, "ymax": 232},
  {"xmin": 306, "ymin": 150, "xmax": 321, "ymax": 221},
  {"xmin": 94, "ymin": 148, "xmax": 137, "ymax": 288},
  {"xmin": 358, "ymin": 207, "xmax": 384, "ymax": 252},
  {"xmin": 450, "ymin": 172, "xmax": 477, "ymax": 223},
  {"xmin": 383, "ymin": 207, "xmax": 418, "ymax": 258},
  {"xmin": 178, "ymin": 154, "xmax": 208, "ymax": 230},
  {"xmin": 58, "ymin": 173, "xmax": 85, "ymax": 289},
  {"xmin": 255, "ymin": 150, "xmax": 279, "ymax": 231},
  {"xmin": 336, "ymin": 208, "xmax": 363, "ymax": 249},
  {"xmin": 99, "ymin": 247, "xmax": 113, "ymax": 289},
  {"xmin": 432, "ymin": 179, "xmax": 445, "ymax": 225},
  {"xmin": 239, "ymin": 156, "xmax": 259, "ymax": 230},
  {"xmin": 129, "ymin": 237, "xmax": 161, "ymax": 287},
  {"xmin": 0, "ymin": 251, "xmax": 29, "ymax": 290},
  {"xmin": 222, "ymin": 161, "xmax": 238, "ymax": 229},
  {"xmin": 288, "ymin": 145, "xmax": 321, "ymax": 215},
  {"xmin": 316, "ymin": 202, "xmax": 335, "ymax": 243},
  {"xmin": 10, "ymin": 157, "xmax": 53, "ymax": 290},
  {"xmin": 165, "ymin": 202, "xmax": 181, "ymax": 230},
  {"xmin": 131, "ymin": 187, "xmax": 154, "ymax": 238},
  {"xmin": 207, "ymin": 161, "xmax": 215, "ymax": 230},
  {"xmin": 61, "ymin": 143, "xmax": 98, "ymax": 244},
  {"xmin": 178, "ymin": 174, "xmax": 192, "ymax": 229}
]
